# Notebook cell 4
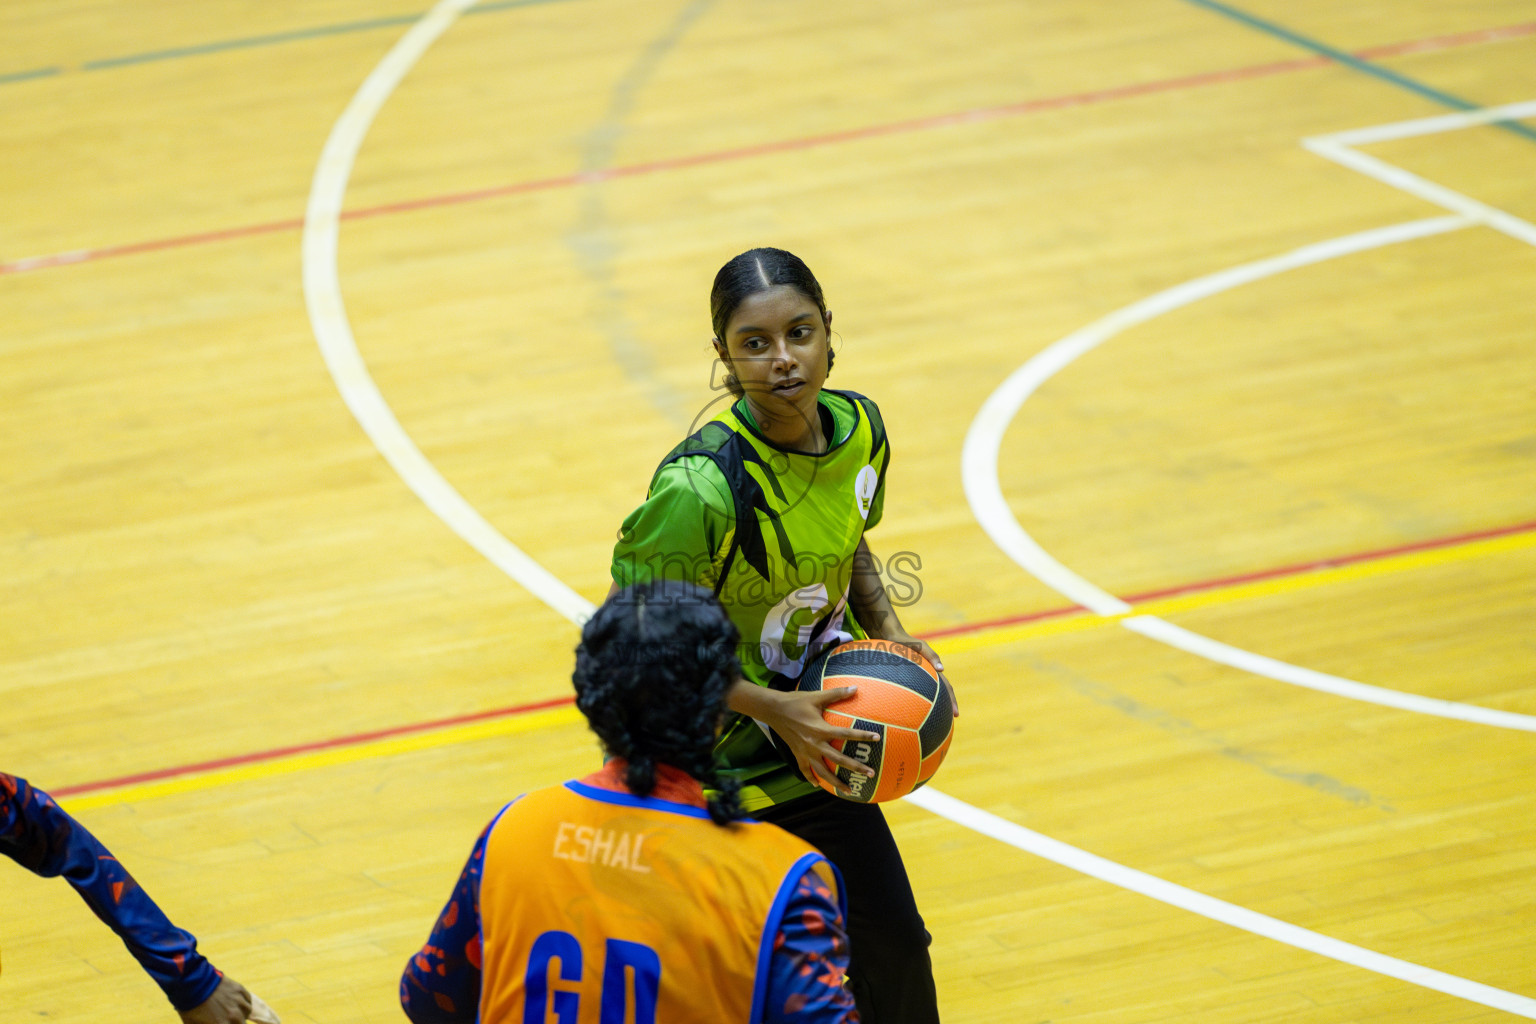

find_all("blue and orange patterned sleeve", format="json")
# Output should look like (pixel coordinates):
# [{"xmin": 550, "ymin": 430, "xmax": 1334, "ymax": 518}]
[
  {"xmin": 0, "ymin": 773, "xmax": 224, "ymax": 1011},
  {"xmin": 766, "ymin": 863, "xmax": 861, "ymax": 1023},
  {"xmin": 399, "ymin": 818, "xmax": 493, "ymax": 1024}
]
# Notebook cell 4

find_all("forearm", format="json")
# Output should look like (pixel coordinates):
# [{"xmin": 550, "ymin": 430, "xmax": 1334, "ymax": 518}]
[
  {"xmin": 728, "ymin": 677, "xmax": 787, "ymax": 719},
  {"xmin": 0, "ymin": 774, "xmax": 223, "ymax": 1011},
  {"xmin": 848, "ymin": 537, "xmax": 908, "ymax": 640},
  {"xmin": 848, "ymin": 541, "xmax": 957, "ymax": 714}
]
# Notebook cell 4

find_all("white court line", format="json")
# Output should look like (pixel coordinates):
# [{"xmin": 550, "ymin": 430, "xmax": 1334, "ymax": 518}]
[
  {"xmin": 1305, "ymin": 100, "xmax": 1536, "ymax": 249},
  {"xmin": 298, "ymin": 14, "xmax": 1536, "ymax": 1017},
  {"xmin": 1316, "ymin": 98, "xmax": 1536, "ymax": 146},
  {"xmin": 965, "ymin": 107, "xmax": 1536, "ymax": 733},
  {"xmin": 964, "ymin": 217, "xmax": 1536, "ymax": 733},
  {"xmin": 961, "ymin": 218, "xmax": 1470, "ymax": 624},
  {"xmin": 301, "ymin": 0, "xmax": 592, "ymax": 627},
  {"xmin": 906, "ymin": 788, "xmax": 1536, "ymax": 1019},
  {"xmin": 1305, "ymin": 140, "xmax": 1536, "ymax": 247}
]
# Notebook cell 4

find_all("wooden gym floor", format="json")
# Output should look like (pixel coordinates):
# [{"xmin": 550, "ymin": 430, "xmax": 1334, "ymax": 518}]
[{"xmin": 2, "ymin": 1, "xmax": 1533, "ymax": 1021}]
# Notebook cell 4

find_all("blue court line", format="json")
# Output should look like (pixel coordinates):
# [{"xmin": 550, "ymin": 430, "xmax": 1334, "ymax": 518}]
[
  {"xmin": 1183, "ymin": 0, "xmax": 1536, "ymax": 143},
  {"xmin": 61, "ymin": 0, "xmax": 573, "ymax": 73},
  {"xmin": 0, "ymin": 66, "xmax": 62, "ymax": 84}
]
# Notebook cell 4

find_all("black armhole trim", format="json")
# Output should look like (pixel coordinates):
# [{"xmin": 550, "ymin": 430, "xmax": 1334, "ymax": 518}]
[
  {"xmin": 653, "ymin": 432, "xmax": 764, "ymax": 593},
  {"xmin": 828, "ymin": 389, "xmax": 885, "ymax": 454},
  {"xmin": 835, "ymin": 390, "xmax": 889, "ymax": 529},
  {"xmin": 828, "ymin": 390, "xmax": 888, "ymax": 490}
]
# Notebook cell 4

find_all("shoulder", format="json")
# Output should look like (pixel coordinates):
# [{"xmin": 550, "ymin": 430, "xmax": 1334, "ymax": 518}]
[
  {"xmin": 656, "ymin": 417, "xmax": 742, "ymax": 468},
  {"xmin": 646, "ymin": 457, "xmax": 733, "ymax": 518},
  {"xmin": 823, "ymin": 388, "xmax": 888, "ymax": 456},
  {"xmin": 486, "ymin": 792, "xmax": 529, "ymax": 828},
  {"xmin": 651, "ymin": 420, "xmax": 745, "ymax": 495},
  {"xmin": 734, "ymin": 818, "xmax": 829, "ymax": 868},
  {"xmin": 482, "ymin": 791, "xmax": 559, "ymax": 855},
  {"xmin": 821, "ymin": 387, "xmax": 877, "ymax": 411},
  {"xmin": 823, "ymin": 388, "xmax": 883, "ymax": 431}
]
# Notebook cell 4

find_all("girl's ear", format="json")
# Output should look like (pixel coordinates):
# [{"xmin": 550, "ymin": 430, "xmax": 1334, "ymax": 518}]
[{"xmin": 823, "ymin": 309, "xmax": 833, "ymax": 330}]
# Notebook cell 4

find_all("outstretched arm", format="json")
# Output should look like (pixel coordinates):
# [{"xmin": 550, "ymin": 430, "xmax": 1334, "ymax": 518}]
[{"xmin": 0, "ymin": 773, "xmax": 272, "ymax": 1022}]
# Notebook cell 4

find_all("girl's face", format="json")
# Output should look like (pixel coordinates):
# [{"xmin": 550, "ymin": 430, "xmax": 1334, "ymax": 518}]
[{"xmin": 715, "ymin": 285, "xmax": 831, "ymax": 426}]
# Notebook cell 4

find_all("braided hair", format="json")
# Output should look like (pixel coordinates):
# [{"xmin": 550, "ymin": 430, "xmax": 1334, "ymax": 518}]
[{"xmin": 573, "ymin": 581, "xmax": 744, "ymax": 824}]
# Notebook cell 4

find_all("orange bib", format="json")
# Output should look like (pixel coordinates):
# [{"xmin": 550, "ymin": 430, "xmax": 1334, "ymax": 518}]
[{"xmin": 478, "ymin": 781, "xmax": 840, "ymax": 1024}]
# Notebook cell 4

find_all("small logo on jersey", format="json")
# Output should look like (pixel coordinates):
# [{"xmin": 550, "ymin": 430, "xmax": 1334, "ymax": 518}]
[{"xmin": 854, "ymin": 465, "xmax": 879, "ymax": 520}]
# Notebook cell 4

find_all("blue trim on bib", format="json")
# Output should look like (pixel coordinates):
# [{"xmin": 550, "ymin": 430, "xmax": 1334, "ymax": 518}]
[
  {"xmin": 751, "ymin": 851, "xmax": 837, "ymax": 1024},
  {"xmin": 563, "ymin": 780, "xmax": 715, "ymax": 819}
]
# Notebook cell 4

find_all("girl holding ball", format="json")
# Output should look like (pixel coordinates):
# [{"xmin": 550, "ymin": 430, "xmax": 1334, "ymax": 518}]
[{"xmin": 608, "ymin": 247, "xmax": 955, "ymax": 1023}]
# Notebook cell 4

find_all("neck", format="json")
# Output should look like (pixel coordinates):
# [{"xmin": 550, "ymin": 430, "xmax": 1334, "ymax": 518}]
[
  {"xmin": 590, "ymin": 758, "xmax": 707, "ymax": 806},
  {"xmin": 743, "ymin": 393, "xmax": 826, "ymax": 452}
]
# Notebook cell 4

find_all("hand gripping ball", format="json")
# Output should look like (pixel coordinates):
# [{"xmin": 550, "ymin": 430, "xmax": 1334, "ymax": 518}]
[{"xmin": 788, "ymin": 639, "xmax": 955, "ymax": 803}]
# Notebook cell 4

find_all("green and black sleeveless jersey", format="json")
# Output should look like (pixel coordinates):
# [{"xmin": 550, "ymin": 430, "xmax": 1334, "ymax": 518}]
[{"xmin": 611, "ymin": 389, "xmax": 891, "ymax": 810}]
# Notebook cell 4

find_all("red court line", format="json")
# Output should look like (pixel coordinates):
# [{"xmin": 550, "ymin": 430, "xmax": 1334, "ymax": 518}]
[
  {"xmin": 54, "ymin": 517, "xmax": 1536, "ymax": 798},
  {"xmin": 5, "ymin": 20, "xmax": 1533, "ymax": 277},
  {"xmin": 1, "ymin": 219, "xmax": 308, "ymax": 273},
  {"xmin": 920, "ymin": 517, "xmax": 1536, "ymax": 639},
  {"xmin": 50, "ymin": 695, "xmax": 575, "ymax": 797},
  {"xmin": 1355, "ymin": 21, "xmax": 1536, "ymax": 59},
  {"xmin": 10, "ymin": 61, "xmax": 1313, "ymax": 275},
  {"xmin": 923, "ymin": 604, "xmax": 1084, "ymax": 640},
  {"xmin": 1118, "ymin": 517, "xmax": 1536, "ymax": 605}
]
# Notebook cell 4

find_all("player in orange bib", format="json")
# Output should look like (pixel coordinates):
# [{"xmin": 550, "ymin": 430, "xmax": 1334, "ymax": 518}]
[{"xmin": 400, "ymin": 581, "xmax": 859, "ymax": 1024}]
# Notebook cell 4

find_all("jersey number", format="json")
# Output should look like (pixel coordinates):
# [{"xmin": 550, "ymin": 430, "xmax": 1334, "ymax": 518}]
[{"xmin": 524, "ymin": 930, "xmax": 660, "ymax": 1024}]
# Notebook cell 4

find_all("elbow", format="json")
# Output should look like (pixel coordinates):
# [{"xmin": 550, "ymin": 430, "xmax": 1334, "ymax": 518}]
[{"xmin": 399, "ymin": 963, "xmax": 475, "ymax": 1024}]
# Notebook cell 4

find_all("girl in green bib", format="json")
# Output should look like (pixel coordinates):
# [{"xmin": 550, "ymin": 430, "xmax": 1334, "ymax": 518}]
[{"xmin": 609, "ymin": 248, "xmax": 955, "ymax": 1023}]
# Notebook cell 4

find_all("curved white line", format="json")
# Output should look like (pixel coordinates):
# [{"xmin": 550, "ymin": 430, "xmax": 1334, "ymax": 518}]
[
  {"xmin": 1122, "ymin": 615, "xmax": 1536, "ymax": 730},
  {"xmin": 966, "ymin": 215, "xmax": 1536, "ymax": 734},
  {"xmin": 962, "ymin": 218, "xmax": 1470, "ymax": 616},
  {"xmin": 301, "ymin": 0, "xmax": 595, "ymax": 627},
  {"xmin": 905, "ymin": 788, "xmax": 1536, "ymax": 1018},
  {"xmin": 298, "ymin": 16, "xmax": 1536, "ymax": 1015}
]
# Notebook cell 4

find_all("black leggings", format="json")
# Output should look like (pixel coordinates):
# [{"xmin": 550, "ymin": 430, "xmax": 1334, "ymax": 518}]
[{"xmin": 756, "ymin": 790, "xmax": 940, "ymax": 1024}]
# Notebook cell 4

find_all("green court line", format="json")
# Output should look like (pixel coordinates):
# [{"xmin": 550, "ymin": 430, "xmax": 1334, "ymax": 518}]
[
  {"xmin": 473, "ymin": 0, "xmax": 575, "ymax": 13},
  {"xmin": 1183, "ymin": 0, "xmax": 1536, "ymax": 143},
  {"xmin": 0, "ymin": 66, "xmax": 62, "ymax": 84},
  {"xmin": 78, "ymin": 0, "xmax": 576, "ymax": 72},
  {"xmin": 81, "ymin": 14, "xmax": 424, "ymax": 69}
]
